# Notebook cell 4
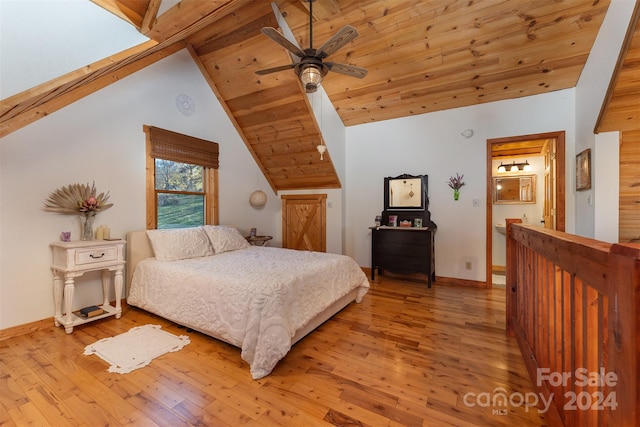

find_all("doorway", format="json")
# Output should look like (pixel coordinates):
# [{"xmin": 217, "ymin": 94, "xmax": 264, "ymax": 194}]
[
  {"xmin": 486, "ymin": 131, "xmax": 566, "ymax": 288},
  {"xmin": 281, "ymin": 194, "xmax": 327, "ymax": 251}
]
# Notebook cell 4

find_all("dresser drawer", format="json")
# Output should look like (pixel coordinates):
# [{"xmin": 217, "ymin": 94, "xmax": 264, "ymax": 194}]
[
  {"xmin": 75, "ymin": 246, "xmax": 119, "ymax": 265},
  {"xmin": 370, "ymin": 227, "xmax": 435, "ymax": 287},
  {"xmin": 373, "ymin": 230, "xmax": 426, "ymax": 245}
]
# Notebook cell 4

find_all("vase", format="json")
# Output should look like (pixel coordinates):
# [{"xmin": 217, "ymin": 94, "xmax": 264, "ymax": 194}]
[
  {"xmin": 453, "ymin": 189, "xmax": 460, "ymax": 201},
  {"xmin": 80, "ymin": 213, "xmax": 96, "ymax": 240}
]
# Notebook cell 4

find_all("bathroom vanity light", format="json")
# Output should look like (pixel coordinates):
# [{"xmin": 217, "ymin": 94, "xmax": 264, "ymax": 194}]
[{"xmin": 497, "ymin": 160, "xmax": 532, "ymax": 173}]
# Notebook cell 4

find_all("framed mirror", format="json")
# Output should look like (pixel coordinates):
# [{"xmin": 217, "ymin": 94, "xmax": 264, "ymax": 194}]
[
  {"xmin": 384, "ymin": 174, "xmax": 427, "ymax": 211},
  {"xmin": 493, "ymin": 175, "xmax": 536, "ymax": 204}
]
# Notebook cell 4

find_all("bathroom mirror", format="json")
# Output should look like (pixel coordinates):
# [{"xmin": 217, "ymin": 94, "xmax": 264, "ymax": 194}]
[
  {"xmin": 493, "ymin": 175, "xmax": 536, "ymax": 204},
  {"xmin": 384, "ymin": 174, "xmax": 427, "ymax": 211}
]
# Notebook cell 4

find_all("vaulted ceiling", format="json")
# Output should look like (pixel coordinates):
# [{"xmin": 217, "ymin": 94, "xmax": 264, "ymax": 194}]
[{"xmin": 2, "ymin": 0, "xmax": 637, "ymax": 192}]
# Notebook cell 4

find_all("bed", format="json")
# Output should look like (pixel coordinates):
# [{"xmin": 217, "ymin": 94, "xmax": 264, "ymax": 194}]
[{"xmin": 126, "ymin": 226, "xmax": 369, "ymax": 379}]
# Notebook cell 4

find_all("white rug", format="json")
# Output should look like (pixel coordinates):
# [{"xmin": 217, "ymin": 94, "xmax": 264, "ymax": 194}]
[{"xmin": 84, "ymin": 324, "xmax": 190, "ymax": 374}]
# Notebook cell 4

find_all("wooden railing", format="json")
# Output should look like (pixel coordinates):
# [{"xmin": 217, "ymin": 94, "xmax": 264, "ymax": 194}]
[{"xmin": 505, "ymin": 220, "xmax": 639, "ymax": 426}]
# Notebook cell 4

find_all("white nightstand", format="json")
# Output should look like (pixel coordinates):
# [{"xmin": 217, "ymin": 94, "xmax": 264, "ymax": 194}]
[{"xmin": 50, "ymin": 239, "xmax": 126, "ymax": 334}]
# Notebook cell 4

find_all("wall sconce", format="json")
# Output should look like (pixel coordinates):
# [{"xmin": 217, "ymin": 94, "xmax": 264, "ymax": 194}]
[
  {"xmin": 497, "ymin": 160, "xmax": 532, "ymax": 173},
  {"xmin": 249, "ymin": 190, "xmax": 267, "ymax": 208}
]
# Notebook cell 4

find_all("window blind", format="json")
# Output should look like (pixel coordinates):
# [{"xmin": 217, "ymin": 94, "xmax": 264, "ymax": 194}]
[{"xmin": 145, "ymin": 126, "xmax": 219, "ymax": 169}]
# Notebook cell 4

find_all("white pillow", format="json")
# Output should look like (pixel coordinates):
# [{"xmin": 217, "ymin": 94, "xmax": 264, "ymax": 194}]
[
  {"xmin": 203, "ymin": 225, "xmax": 251, "ymax": 253},
  {"xmin": 146, "ymin": 227, "xmax": 214, "ymax": 261}
]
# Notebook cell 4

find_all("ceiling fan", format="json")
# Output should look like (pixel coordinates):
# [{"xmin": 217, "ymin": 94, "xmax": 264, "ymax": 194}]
[{"xmin": 256, "ymin": 0, "xmax": 368, "ymax": 93}]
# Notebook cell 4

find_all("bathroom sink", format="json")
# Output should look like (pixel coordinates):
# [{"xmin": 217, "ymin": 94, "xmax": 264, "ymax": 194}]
[{"xmin": 495, "ymin": 223, "xmax": 506, "ymax": 235}]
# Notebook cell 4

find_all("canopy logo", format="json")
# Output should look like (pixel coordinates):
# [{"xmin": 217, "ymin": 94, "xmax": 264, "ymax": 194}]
[{"xmin": 463, "ymin": 368, "xmax": 618, "ymax": 415}]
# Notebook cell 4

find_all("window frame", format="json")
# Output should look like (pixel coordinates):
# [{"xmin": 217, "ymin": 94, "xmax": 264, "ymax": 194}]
[{"xmin": 144, "ymin": 125, "xmax": 218, "ymax": 229}]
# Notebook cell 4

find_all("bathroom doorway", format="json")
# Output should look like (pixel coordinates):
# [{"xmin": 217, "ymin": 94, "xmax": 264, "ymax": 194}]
[{"xmin": 485, "ymin": 131, "xmax": 566, "ymax": 288}]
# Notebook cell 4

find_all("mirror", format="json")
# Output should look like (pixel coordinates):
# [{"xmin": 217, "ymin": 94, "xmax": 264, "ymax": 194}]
[
  {"xmin": 493, "ymin": 175, "xmax": 536, "ymax": 204},
  {"xmin": 384, "ymin": 174, "xmax": 427, "ymax": 211}
]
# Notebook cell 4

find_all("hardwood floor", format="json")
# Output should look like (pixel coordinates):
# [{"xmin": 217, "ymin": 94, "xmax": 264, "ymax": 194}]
[{"xmin": 0, "ymin": 276, "xmax": 549, "ymax": 426}]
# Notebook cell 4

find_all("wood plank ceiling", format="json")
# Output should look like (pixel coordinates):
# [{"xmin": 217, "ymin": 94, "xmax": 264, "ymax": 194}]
[
  {"xmin": 185, "ymin": 3, "xmax": 341, "ymax": 191},
  {"xmin": 3, "ymin": 0, "xmax": 635, "ymax": 193},
  {"xmin": 596, "ymin": 2, "xmax": 640, "ymax": 134}
]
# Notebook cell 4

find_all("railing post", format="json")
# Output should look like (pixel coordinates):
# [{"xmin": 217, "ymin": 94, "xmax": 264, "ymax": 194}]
[
  {"xmin": 505, "ymin": 218, "xmax": 522, "ymax": 336},
  {"xmin": 606, "ymin": 243, "xmax": 640, "ymax": 426}
]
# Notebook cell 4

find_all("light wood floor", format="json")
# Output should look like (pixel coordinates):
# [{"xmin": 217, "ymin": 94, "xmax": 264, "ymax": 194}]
[{"xmin": 0, "ymin": 276, "xmax": 549, "ymax": 426}]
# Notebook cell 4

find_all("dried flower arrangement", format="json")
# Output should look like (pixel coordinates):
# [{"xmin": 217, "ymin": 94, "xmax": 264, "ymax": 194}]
[
  {"xmin": 447, "ymin": 173, "xmax": 465, "ymax": 190},
  {"xmin": 447, "ymin": 173, "xmax": 465, "ymax": 201},
  {"xmin": 44, "ymin": 182, "xmax": 113, "ymax": 214}
]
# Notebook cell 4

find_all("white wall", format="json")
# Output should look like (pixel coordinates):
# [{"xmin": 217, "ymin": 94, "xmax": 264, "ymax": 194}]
[
  {"xmin": 0, "ymin": 0, "xmax": 148, "ymax": 98},
  {"xmin": 594, "ymin": 131, "xmax": 620, "ymax": 243},
  {"xmin": 574, "ymin": 0, "xmax": 635, "ymax": 238},
  {"xmin": 0, "ymin": 49, "xmax": 281, "ymax": 329},
  {"xmin": 345, "ymin": 89, "xmax": 576, "ymax": 281}
]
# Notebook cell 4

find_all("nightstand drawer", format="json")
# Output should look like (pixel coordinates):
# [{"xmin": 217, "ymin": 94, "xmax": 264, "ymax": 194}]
[{"xmin": 75, "ymin": 246, "xmax": 118, "ymax": 265}]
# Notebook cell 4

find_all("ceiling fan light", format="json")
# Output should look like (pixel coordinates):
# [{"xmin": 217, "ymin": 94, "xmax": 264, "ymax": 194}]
[{"xmin": 300, "ymin": 65, "xmax": 323, "ymax": 93}]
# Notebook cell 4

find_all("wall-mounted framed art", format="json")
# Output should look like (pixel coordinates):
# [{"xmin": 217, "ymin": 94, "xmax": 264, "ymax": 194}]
[{"xmin": 576, "ymin": 148, "xmax": 591, "ymax": 191}]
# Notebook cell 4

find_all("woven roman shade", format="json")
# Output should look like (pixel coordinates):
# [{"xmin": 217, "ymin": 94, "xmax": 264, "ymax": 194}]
[{"xmin": 146, "ymin": 126, "xmax": 219, "ymax": 169}]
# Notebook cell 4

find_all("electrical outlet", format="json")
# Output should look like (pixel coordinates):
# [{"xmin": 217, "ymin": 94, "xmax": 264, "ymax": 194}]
[{"xmin": 465, "ymin": 261, "xmax": 472, "ymax": 270}]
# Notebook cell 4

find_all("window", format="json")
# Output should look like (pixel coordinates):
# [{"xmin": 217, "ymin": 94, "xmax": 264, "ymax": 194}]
[
  {"xmin": 144, "ymin": 126, "xmax": 219, "ymax": 229},
  {"xmin": 155, "ymin": 159, "xmax": 204, "ymax": 228}
]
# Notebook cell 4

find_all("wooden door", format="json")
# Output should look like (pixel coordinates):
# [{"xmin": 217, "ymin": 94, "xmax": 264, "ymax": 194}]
[
  {"xmin": 619, "ymin": 130, "xmax": 640, "ymax": 243},
  {"xmin": 542, "ymin": 138, "xmax": 557, "ymax": 230},
  {"xmin": 281, "ymin": 194, "xmax": 326, "ymax": 252}
]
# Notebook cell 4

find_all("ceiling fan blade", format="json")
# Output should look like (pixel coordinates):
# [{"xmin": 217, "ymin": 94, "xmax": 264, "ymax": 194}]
[
  {"xmin": 325, "ymin": 62, "xmax": 368, "ymax": 79},
  {"xmin": 261, "ymin": 27, "xmax": 305, "ymax": 59},
  {"xmin": 270, "ymin": 2, "xmax": 300, "ymax": 50},
  {"xmin": 316, "ymin": 25, "xmax": 359, "ymax": 59},
  {"xmin": 255, "ymin": 63, "xmax": 297, "ymax": 75}
]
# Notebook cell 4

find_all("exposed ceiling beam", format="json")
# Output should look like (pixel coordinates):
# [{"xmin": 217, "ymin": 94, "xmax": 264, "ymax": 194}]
[
  {"xmin": 141, "ymin": 0, "xmax": 162, "ymax": 34},
  {"xmin": 595, "ymin": 1, "xmax": 640, "ymax": 134},
  {"xmin": 0, "ymin": 41, "xmax": 184, "ymax": 138},
  {"xmin": 90, "ymin": 0, "xmax": 147, "ymax": 29}
]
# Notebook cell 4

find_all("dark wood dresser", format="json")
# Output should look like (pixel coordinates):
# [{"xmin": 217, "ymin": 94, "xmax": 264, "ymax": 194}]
[
  {"xmin": 371, "ymin": 173, "xmax": 436, "ymax": 287},
  {"xmin": 371, "ymin": 227, "xmax": 435, "ymax": 287}
]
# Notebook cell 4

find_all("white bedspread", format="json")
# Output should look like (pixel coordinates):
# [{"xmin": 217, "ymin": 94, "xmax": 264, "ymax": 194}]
[{"xmin": 127, "ymin": 246, "xmax": 369, "ymax": 379}]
